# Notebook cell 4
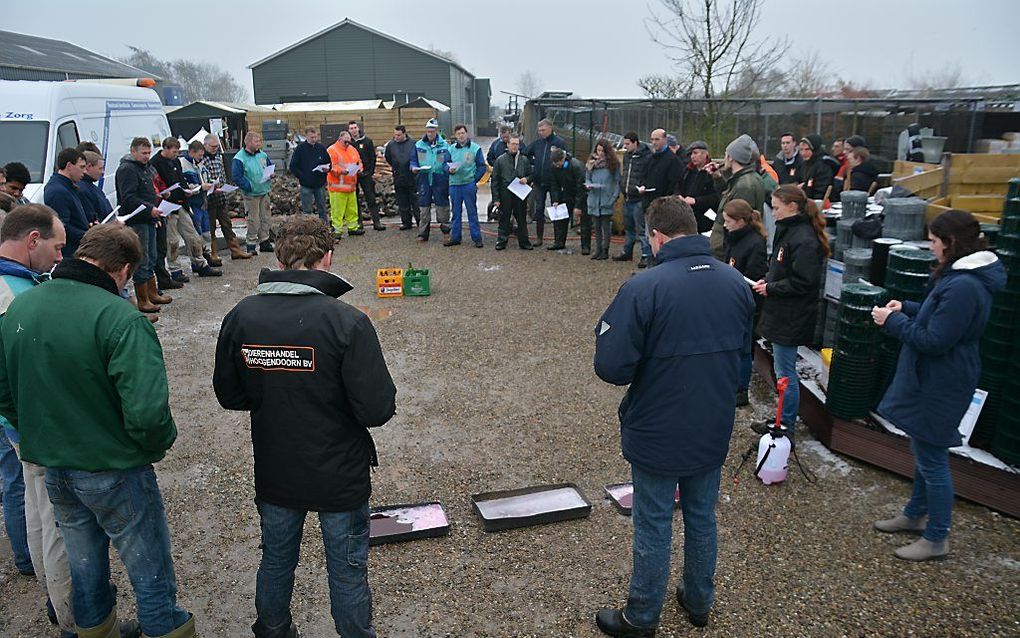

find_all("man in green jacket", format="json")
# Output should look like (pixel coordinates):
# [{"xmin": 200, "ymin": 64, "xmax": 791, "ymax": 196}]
[
  {"xmin": 710, "ymin": 134, "xmax": 766, "ymax": 260},
  {"xmin": 0, "ymin": 224, "xmax": 195, "ymax": 638}
]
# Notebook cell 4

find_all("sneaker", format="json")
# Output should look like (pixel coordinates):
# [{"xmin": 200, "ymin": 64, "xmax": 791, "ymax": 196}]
[
  {"xmin": 474, "ymin": 241, "xmax": 484, "ymax": 248},
  {"xmin": 894, "ymin": 538, "xmax": 949, "ymax": 562},
  {"xmin": 443, "ymin": 239, "xmax": 461, "ymax": 247},
  {"xmin": 348, "ymin": 228, "xmax": 365, "ymax": 236},
  {"xmin": 170, "ymin": 270, "xmax": 190, "ymax": 284},
  {"xmin": 495, "ymin": 243, "xmax": 507, "ymax": 251},
  {"xmin": 874, "ymin": 514, "xmax": 927, "ymax": 534},
  {"xmin": 675, "ymin": 585, "xmax": 709, "ymax": 628},
  {"xmin": 612, "ymin": 252, "xmax": 633, "ymax": 262},
  {"xmin": 637, "ymin": 255, "xmax": 649, "ymax": 269},
  {"xmin": 196, "ymin": 265, "xmax": 223, "ymax": 277}
]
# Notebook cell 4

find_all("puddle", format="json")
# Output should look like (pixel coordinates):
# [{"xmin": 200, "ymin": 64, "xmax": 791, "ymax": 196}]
[{"xmin": 356, "ymin": 306, "xmax": 394, "ymax": 321}]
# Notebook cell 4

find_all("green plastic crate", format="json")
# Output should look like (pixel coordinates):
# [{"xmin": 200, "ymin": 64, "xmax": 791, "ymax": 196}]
[{"xmin": 403, "ymin": 263, "xmax": 431, "ymax": 297}]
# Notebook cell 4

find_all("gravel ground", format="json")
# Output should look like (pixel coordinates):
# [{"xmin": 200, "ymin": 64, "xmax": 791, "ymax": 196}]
[{"xmin": 1, "ymin": 220, "xmax": 1018, "ymax": 637}]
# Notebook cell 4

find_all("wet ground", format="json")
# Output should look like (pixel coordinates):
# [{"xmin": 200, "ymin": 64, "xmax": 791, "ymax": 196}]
[{"xmin": 1, "ymin": 220, "xmax": 1018, "ymax": 637}]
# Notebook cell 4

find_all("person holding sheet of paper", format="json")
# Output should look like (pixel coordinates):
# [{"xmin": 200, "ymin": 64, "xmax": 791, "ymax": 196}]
[
  {"xmin": 232, "ymin": 132, "xmax": 275, "ymax": 255},
  {"xmin": 410, "ymin": 118, "xmax": 452, "ymax": 243},
  {"xmin": 585, "ymin": 139, "xmax": 621, "ymax": 260},
  {"xmin": 445, "ymin": 124, "xmax": 487, "ymax": 248},
  {"xmin": 679, "ymin": 141, "xmax": 720, "ymax": 234},
  {"xmin": 78, "ymin": 151, "xmax": 113, "ymax": 227},
  {"xmin": 152, "ymin": 138, "xmax": 220, "ymax": 278},
  {"xmin": 384, "ymin": 125, "xmax": 420, "ymax": 230},
  {"xmin": 115, "ymin": 137, "xmax": 170, "ymax": 314},
  {"xmin": 548, "ymin": 148, "xmax": 589, "ymax": 253},
  {"xmin": 289, "ymin": 126, "xmax": 332, "ymax": 224},
  {"xmin": 202, "ymin": 135, "xmax": 252, "ymax": 261},
  {"xmin": 349, "ymin": 121, "xmax": 385, "ymax": 232},
  {"xmin": 327, "ymin": 130, "xmax": 364, "ymax": 238},
  {"xmin": 490, "ymin": 135, "xmax": 534, "ymax": 251},
  {"xmin": 42, "ymin": 148, "xmax": 90, "ymax": 259},
  {"xmin": 180, "ymin": 141, "xmax": 221, "ymax": 267}
]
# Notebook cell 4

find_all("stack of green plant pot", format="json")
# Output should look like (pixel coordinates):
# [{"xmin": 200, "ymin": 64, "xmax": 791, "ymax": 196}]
[
  {"xmin": 990, "ymin": 190, "xmax": 1020, "ymax": 464},
  {"xmin": 827, "ymin": 283, "xmax": 888, "ymax": 419}
]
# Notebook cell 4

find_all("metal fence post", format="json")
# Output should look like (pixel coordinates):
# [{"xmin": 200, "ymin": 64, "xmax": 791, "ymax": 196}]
[{"xmin": 815, "ymin": 97, "xmax": 822, "ymax": 135}]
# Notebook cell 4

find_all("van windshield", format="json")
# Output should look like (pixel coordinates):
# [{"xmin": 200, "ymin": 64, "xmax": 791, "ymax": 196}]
[{"xmin": 0, "ymin": 121, "xmax": 49, "ymax": 183}]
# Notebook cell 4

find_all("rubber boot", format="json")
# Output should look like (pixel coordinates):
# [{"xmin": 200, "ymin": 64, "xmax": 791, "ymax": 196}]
[
  {"xmin": 228, "ymin": 238, "xmax": 253, "ymax": 260},
  {"xmin": 252, "ymin": 616, "xmax": 300, "ymax": 638},
  {"xmin": 142, "ymin": 614, "xmax": 196, "ymax": 638},
  {"xmin": 134, "ymin": 281, "xmax": 160, "ymax": 314},
  {"xmin": 148, "ymin": 278, "xmax": 172, "ymax": 305},
  {"xmin": 76, "ymin": 608, "xmax": 120, "ymax": 638},
  {"xmin": 371, "ymin": 209, "xmax": 386, "ymax": 231}
]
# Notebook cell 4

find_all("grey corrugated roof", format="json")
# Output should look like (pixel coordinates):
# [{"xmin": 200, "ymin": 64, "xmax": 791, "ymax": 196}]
[
  {"xmin": 247, "ymin": 18, "xmax": 475, "ymax": 78},
  {"xmin": 0, "ymin": 29, "xmax": 160, "ymax": 80}
]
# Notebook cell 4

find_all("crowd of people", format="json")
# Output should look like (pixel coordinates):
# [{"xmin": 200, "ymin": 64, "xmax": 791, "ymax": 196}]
[{"xmin": 0, "ymin": 114, "xmax": 1002, "ymax": 638}]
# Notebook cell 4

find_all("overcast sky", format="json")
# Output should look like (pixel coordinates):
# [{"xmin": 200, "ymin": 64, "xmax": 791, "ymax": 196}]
[{"xmin": 6, "ymin": 0, "xmax": 1018, "ymax": 105}]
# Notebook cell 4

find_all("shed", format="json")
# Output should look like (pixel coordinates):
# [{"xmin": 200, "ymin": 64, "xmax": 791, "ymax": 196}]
[
  {"xmin": 166, "ymin": 101, "xmax": 270, "ymax": 151},
  {"xmin": 0, "ymin": 29, "xmax": 158, "ymax": 81}
]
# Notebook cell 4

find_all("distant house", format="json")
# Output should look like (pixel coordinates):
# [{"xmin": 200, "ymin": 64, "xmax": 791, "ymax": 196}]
[
  {"xmin": 0, "ymin": 29, "xmax": 157, "ymax": 81},
  {"xmin": 248, "ymin": 18, "xmax": 490, "ymax": 135}
]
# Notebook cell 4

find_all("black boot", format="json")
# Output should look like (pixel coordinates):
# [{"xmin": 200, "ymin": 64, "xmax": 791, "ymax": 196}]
[
  {"xmin": 252, "ymin": 616, "xmax": 300, "ymax": 638},
  {"xmin": 371, "ymin": 210, "xmax": 386, "ymax": 231},
  {"xmin": 595, "ymin": 609, "xmax": 656, "ymax": 637},
  {"xmin": 675, "ymin": 585, "xmax": 710, "ymax": 627},
  {"xmin": 534, "ymin": 218, "xmax": 544, "ymax": 246}
]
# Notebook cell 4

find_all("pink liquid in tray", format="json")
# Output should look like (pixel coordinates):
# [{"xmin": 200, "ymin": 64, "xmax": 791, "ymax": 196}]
[{"xmin": 370, "ymin": 503, "xmax": 449, "ymax": 537}]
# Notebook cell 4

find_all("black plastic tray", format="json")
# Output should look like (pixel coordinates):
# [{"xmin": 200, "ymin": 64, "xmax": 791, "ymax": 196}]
[
  {"xmin": 369, "ymin": 501, "xmax": 450, "ymax": 546},
  {"xmin": 470, "ymin": 483, "xmax": 592, "ymax": 532},
  {"xmin": 604, "ymin": 482, "xmax": 681, "ymax": 516}
]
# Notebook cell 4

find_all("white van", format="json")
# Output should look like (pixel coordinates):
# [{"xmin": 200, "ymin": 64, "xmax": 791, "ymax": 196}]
[{"xmin": 0, "ymin": 80, "xmax": 171, "ymax": 205}]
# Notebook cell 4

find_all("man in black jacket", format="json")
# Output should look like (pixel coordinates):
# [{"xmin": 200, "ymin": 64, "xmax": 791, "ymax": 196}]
[
  {"xmin": 679, "ymin": 141, "xmax": 720, "ymax": 234},
  {"xmin": 771, "ymin": 133, "xmax": 802, "ymax": 185},
  {"xmin": 115, "ymin": 137, "xmax": 169, "ymax": 313},
  {"xmin": 349, "ymin": 121, "xmax": 385, "ymax": 231},
  {"xmin": 213, "ymin": 216, "xmax": 396, "ymax": 638},
  {"xmin": 288, "ymin": 126, "xmax": 331, "ymax": 222},
  {"xmin": 638, "ymin": 129, "xmax": 684, "ymax": 267},
  {"xmin": 615, "ymin": 132, "xmax": 653, "ymax": 266},
  {"xmin": 548, "ymin": 148, "xmax": 590, "ymax": 253},
  {"xmin": 490, "ymin": 135, "xmax": 533, "ymax": 250},
  {"xmin": 524, "ymin": 119, "xmax": 566, "ymax": 246},
  {"xmin": 384, "ymin": 126, "xmax": 419, "ymax": 230}
]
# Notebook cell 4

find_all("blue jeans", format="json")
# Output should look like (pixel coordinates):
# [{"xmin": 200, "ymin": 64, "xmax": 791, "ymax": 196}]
[
  {"xmin": 45, "ymin": 465, "xmax": 190, "ymax": 635},
  {"xmin": 300, "ymin": 185, "xmax": 329, "ymax": 223},
  {"xmin": 772, "ymin": 343, "xmax": 800, "ymax": 433},
  {"xmin": 449, "ymin": 183, "xmax": 481, "ymax": 244},
  {"xmin": 0, "ymin": 428, "xmax": 31, "ymax": 572},
  {"xmin": 190, "ymin": 205, "xmax": 210, "ymax": 235},
  {"xmin": 621, "ymin": 200, "xmax": 649, "ymax": 257},
  {"xmin": 255, "ymin": 500, "xmax": 375, "ymax": 637},
  {"xmin": 130, "ymin": 223, "xmax": 158, "ymax": 284},
  {"xmin": 625, "ymin": 464, "xmax": 721, "ymax": 628},
  {"xmin": 903, "ymin": 439, "xmax": 953, "ymax": 542}
]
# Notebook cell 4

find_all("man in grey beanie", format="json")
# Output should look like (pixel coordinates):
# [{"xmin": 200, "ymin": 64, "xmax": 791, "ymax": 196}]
[{"xmin": 709, "ymin": 134, "xmax": 766, "ymax": 259}]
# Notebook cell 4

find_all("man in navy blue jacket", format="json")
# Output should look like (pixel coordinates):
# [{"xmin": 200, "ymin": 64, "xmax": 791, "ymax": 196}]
[
  {"xmin": 593, "ymin": 197, "xmax": 754, "ymax": 637},
  {"xmin": 524, "ymin": 119, "xmax": 566, "ymax": 245},
  {"xmin": 77, "ymin": 152, "xmax": 113, "ymax": 225},
  {"xmin": 43, "ymin": 148, "xmax": 91, "ymax": 259},
  {"xmin": 289, "ymin": 126, "xmax": 332, "ymax": 223}
]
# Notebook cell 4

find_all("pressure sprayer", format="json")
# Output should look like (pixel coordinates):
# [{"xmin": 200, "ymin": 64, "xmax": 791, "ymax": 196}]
[{"xmin": 754, "ymin": 377, "xmax": 791, "ymax": 485}]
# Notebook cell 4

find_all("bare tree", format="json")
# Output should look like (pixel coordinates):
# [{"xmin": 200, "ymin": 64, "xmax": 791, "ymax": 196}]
[
  {"xmin": 645, "ymin": 0, "xmax": 787, "ymax": 100},
  {"xmin": 907, "ymin": 62, "xmax": 964, "ymax": 94},
  {"xmin": 120, "ymin": 47, "xmax": 246, "ymax": 102},
  {"xmin": 516, "ymin": 71, "xmax": 542, "ymax": 98},
  {"xmin": 637, "ymin": 73, "xmax": 693, "ymax": 99},
  {"xmin": 781, "ymin": 51, "xmax": 836, "ymax": 97},
  {"xmin": 427, "ymin": 44, "xmax": 459, "ymax": 63}
]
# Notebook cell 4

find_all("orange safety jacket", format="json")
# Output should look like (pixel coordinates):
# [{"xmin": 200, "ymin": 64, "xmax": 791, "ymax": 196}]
[{"xmin": 327, "ymin": 142, "xmax": 362, "ymax": 193}]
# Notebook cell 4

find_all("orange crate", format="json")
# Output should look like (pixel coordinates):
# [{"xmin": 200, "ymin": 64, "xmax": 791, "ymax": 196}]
[{"xmin": 377, "ymin": 268, "xmax": 404, "ymax": 298}]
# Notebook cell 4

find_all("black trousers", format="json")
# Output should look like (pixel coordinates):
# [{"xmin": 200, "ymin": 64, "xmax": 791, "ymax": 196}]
[
  {"xmin": 155, "ymin": 220, "xmax": 171, "ymax": 279},
  {"xmin": 394, "ymin": 183, "xmax": 419, "ymax": 227},
  {"xmin": 551, "ymin": 199, "xmax": 591, "ymax": 250},
  {"xmin": 499, "ymin": 194, "xmax": 531, "ymax": 247},
  {"xmin": 356, "ymin": 174, "xmax": 378, "ymax": 213}
]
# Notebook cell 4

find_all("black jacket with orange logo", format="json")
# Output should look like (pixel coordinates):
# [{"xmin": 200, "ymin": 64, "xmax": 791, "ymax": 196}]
[{"xmin": 214, "ymin": 268, "xmax": 396, "ymax": 511}]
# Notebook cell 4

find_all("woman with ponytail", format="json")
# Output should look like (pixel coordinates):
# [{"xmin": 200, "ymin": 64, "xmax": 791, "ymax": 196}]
[
  {"xmin": 871, "ymin": 210, "xmax": 1004, "ymax": 561},
  {"xmin": 751, "ymin": 184, "xmax": 829, "ymax": 437},
  {"xmin": 723, "ymin": 199, "xmax": 768, "ymax": 406}
]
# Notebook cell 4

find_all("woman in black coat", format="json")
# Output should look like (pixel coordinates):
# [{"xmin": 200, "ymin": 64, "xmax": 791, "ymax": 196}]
[
  {"xmin": 871, "ymin": 210, "xmax": 1005, "ymax": 561},
  {"xmin": 751, "ymin": 185, "xmax": 830, "ymax": 436},
  {"xmin": 797, "ymin": 134, "xmax": 835, "ymax": 201},
  {"xmin": 722, "ymin": 198, "xmax": 768, "ymax": 406}
]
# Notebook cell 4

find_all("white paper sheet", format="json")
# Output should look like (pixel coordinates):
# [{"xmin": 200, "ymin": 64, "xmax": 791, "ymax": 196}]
[
  {"xmin": 260, "ymin": 164, "xmax": 275, "ymax": 183},
  {"xmin": 446, "ymin": 161, "xmax": 461, "ymax": 172},
  {"xmin": 584, "ymin": 182, "xmax": 602, "ymax": 189},
  {"xmin": 547, "ymin": 203, "xmax": 569, "ymax": 221},
  {"xmin": 156, "ymin": 200, "xmax": 182, "ymax": 216},
  {"xmin": 184, "ymin": 185, "xmax": 201, "ymax": 195},
  {"xmin": 508, "ymin": 179, "xmax": 532, "ymax": 201},
  {"xmin": 114, "ymin": 204, "xmax": 148, "ymax": 224},
  {"xmin": 217, "ymin": 184, "xmax": 239, "ymax": 193},
  {"xmin": 345, "ymin": 163, "xmax": 360, "ymax": 177},
  {"xmin": 101, "ymin": 206, "xmax": 121, "ymax": 224},
  {"xmin": 416, "ymin": 165, "xmax": 433, "ymax": 171},
  {"xmin": 313, "ymin": 163, "xmax": 331, "ymax": 173},
  {"xmin": 704, "ymin": 208, "xmax": 717, "ymax": 221},
  {"xmin": 158, "ymin": 183, "xmax": 181, "ymax": 196}
]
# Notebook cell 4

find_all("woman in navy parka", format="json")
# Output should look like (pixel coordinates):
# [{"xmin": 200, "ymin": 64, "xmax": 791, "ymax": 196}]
[{"xmin": 871, "ymin": 210, "xmax": 1005, "ymax": 562}]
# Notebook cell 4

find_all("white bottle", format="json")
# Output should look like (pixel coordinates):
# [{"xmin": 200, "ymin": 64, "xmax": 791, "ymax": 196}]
[{"xmin": 755, "ymin": 430, "xmax": 791, "ymax": 485}]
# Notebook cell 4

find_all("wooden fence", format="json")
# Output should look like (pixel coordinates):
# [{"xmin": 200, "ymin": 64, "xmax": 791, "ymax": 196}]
[{"xmin": 245, "ymin": 107, "xmax": 437, "ymax": 145}]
